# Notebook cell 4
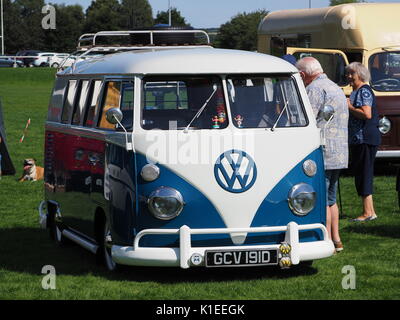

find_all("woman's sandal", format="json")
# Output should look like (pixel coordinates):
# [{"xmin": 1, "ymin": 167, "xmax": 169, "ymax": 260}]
[
  {"xmin": 333, "ymin": 240, "xmax": 344, "ymax": 252},
  {"xmin": 351, "ymin": 214, "xmax": 378, "ymax": 222}
]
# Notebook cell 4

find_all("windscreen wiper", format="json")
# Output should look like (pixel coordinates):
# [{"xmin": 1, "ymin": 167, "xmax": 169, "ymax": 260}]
[
  {"xmin": 271, "ymin": 99, "xmax": 289, "ymax": 132},
  {"xmin": 184, "ymin": 84, "xmax": 218, "ymax": 133}
]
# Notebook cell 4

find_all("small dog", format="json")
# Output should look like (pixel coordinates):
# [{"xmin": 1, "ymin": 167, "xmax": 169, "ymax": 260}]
[{"xmin": 19, "ymin": 158, "xmax": 44, "ymax": 182}]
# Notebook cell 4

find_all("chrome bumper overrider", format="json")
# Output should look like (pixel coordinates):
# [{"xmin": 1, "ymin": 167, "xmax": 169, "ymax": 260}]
[{"xmin": 112, "ymin": 222, "xmax": 334, "ymax": 269}]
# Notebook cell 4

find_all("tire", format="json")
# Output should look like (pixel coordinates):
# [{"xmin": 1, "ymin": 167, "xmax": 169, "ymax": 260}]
[
  {"xmin": 97, "ymin": 218, "xmax": 119, "ymax": 271},
  {"xmin": 48, "ymin": 206, "xmax": 67, "ymax": 246},
  {"xmin": 51, "ymin": 63, "xmax": 59, "ymax": 68}
]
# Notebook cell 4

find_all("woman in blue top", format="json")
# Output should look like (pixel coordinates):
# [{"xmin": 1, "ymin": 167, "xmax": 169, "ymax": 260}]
[{"xmin": 346, "ymin": 62, "xmax": 381, "ymax": 221}]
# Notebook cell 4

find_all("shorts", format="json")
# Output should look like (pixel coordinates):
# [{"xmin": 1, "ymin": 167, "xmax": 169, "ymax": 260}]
[{"xmin": 325, "ymin": 169, "xmax": 341, "ymax": 207}]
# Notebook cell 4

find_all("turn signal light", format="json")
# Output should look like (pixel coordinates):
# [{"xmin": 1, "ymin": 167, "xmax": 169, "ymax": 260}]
[
  {"xmin": 279, "ymin": 257, "xmax": 292, "ymax": 269},
  {"xmin": 279, "ymin": 243, "xmax": 292, "ymax": 255}
]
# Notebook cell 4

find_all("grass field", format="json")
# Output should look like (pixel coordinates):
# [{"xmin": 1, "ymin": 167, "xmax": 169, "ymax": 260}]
[{"xmin": 0, "ymin": 68, "xmax": 399, "ymax": 300}]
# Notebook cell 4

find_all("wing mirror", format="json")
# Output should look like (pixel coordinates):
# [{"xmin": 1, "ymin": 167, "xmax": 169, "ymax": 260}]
[
  {"xmin": 105, "ymin": 108, "xmax": 133, "ymax": 151},
  {"xmin": 106, "ymin": 108, "xmax": 123, "ymax": 125},
  {"xmin": 319, "ymin": 105, "xmax": 335, "ymax": 122},
  {"xmin": 318, "ymin": 105, "xmax": 335, "ymax": 148}
]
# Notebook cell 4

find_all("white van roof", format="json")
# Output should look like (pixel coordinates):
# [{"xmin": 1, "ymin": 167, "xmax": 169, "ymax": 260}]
[{"xmin": 61, "ymin": 48, "xmax": 298, "ymax": 76}]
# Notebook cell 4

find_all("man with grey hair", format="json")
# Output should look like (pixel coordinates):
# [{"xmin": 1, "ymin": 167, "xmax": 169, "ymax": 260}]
[{"xmin": 296, "ymin": 56, "xmax": 349, "ymax": 252}]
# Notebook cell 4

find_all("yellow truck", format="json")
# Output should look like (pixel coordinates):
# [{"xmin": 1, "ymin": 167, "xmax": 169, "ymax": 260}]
[{"xmin": 258, "ymin": 3, "xmax": 400, "ymax": 164}]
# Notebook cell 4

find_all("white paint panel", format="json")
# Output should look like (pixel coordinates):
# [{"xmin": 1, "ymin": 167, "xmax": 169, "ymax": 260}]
[{"xmin": 134, "ymin": 126, "xmax": 320, "ymax": 244}]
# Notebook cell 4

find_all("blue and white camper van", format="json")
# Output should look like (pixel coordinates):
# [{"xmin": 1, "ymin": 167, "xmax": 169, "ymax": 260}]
[{"xmin": 40, "ymin": 29, "xmax": 334, "ymax": 271}]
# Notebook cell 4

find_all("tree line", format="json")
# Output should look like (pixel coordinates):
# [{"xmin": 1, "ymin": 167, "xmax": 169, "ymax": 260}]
[
  {"xmin": 2, "ymin": 0, "xmax": 363, "ymax": 54},
  {"xmin": 2, "ymin": 0, "xmax": 188, "ymax": 54}
]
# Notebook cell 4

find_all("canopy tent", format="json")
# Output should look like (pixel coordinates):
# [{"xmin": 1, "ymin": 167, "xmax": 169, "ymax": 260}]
[{"xmin": 0, "ymin": 98, "xmax": 15, "ymax": 176}]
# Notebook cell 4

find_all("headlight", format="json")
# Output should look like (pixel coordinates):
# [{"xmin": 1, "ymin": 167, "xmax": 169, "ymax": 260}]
[
  {"xmin": 147, "ymin": 187, "xmax": 184, "ymax": 220},
  {"xmin": 303, "ymin": 160, "xmax": 317, "ymax": 177},
  {"xmin": 379, "ymin": 116, "xmax": 391, "ymax": 134},
  {"xmin": 288, "ymin": 183, "xmax": 316, "ymax": 216}
]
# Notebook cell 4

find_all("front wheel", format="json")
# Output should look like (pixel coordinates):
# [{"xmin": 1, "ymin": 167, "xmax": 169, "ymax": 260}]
[
  {"xmin": 48, "ymin": 207, "xmax": 67, "ymax": 246},
  {"xmin": 97, "ymin": 219, "xmax": 119, "ymax": 271}
]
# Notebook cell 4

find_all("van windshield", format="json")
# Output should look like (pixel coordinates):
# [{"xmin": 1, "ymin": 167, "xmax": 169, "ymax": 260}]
[
  {"xmin": 369, "ymin": 51, "xmax": 400, "ymax": 92},
  {"xmin": 141, "ymin": 76, "xmax": 228, "ymax": 130},
  {"xmin": 227, "ymin": 75, "xmax": 307, "ymax": 129}
]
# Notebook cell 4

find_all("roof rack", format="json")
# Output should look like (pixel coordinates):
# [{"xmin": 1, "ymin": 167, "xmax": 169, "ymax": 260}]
[{"xmin": 77, "ymin": 29, "xmax": 211, "ymax": 48}]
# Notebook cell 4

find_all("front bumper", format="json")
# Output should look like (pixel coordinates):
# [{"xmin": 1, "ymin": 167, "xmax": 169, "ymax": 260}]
[{"xmin": 112, "ymin": 222, "xmax": 334, "ymax": 269}]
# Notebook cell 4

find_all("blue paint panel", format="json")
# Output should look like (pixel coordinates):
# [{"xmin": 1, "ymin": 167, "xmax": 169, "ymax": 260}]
[
  {"xmin": 136, "ymin": 153, "xmax": 227, "ymax": 247},
  {"xmin": 249, "ymin": 148, "xmax": 326, "ymax": 243},
  {"xmin": 135, "ymin": 148, "xmax": 326, "ymax": 247},
  {"xmin": 107, "ymin": 144, "xmax": 137, "ymax": 246}
]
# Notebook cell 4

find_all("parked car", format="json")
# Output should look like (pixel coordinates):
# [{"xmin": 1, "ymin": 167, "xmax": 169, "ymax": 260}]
[
  {"xmin": 32, "ymin": 52, "xmax": 58, "ymax": 67},
  {"xmin": 15, "ymin": 50, "xmax": 41, "ymax": 67},
  {"xmin": 48, "ymin": 53, "xmax": 69, "ymax": 68},
  {"xmin": 0, "ymin": 56, "xmax": 23, "ymax": 67}
]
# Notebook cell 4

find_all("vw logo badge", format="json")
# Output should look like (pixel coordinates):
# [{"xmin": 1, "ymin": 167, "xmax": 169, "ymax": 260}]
[{"xmin": 214, "ymin": 150, "xmax": 257, "ymax": 193}]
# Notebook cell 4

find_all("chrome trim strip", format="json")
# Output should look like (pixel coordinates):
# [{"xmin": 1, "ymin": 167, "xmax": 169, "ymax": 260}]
[
  {"xmin": 376, "ymin": 150, "xmax": 400, "ymax": 158},
  {"xmin": 62, "ymin": 229, "xmax": 99, "ymax": 254},
  {"xmin": 46, "ymin": 121, "xmax": 106, "ymax": 140},
  {"xmin": 45, "ymin": 122, "xmax": 131, "ymax": 149}
]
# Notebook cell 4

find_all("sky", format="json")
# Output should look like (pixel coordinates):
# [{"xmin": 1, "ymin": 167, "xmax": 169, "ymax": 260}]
[{"xmin": 49, "ymin": 0, "xmax": 400, "ymax": 28}]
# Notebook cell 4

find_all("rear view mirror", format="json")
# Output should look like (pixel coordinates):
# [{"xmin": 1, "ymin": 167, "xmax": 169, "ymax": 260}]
[{"xmin": 106, "ymin": 108, "xmax": 123, "ymax": 125}]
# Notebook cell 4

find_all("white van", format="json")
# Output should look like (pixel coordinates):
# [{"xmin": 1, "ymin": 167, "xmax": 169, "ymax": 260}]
[{"xmin": 40, "ymin": 31, "xmax": 334, "ymax": 271}]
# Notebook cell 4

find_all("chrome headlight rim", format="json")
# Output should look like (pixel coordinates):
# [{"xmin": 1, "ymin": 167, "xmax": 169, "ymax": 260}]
[
  {"xmin": 379, "ymin": 116, "xmax": 391, "ymax": 135},
  {"xmin": 147, "ymin": 186, "xmax": 184, "ymax": 220},
  {"xmin": 288, "ymin": 183, "xmax": 316, "ymax": 216}
]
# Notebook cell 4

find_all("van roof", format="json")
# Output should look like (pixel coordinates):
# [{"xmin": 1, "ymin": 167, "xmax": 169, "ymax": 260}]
[
  {"xmin": 259, "ymin": 3, "xmax": 400, "ymax": 51},
  {"xmin": 60, "ymin": 48, "xmax": 298, "ymax": 76}
]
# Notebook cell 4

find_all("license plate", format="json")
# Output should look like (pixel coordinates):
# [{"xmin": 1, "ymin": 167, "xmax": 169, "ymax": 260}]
[{"xmin": 205, "ymin": 249, "xmax": 278, "ymax": 267}]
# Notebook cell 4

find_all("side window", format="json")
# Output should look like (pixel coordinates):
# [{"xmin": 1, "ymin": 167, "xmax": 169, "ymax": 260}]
[
  {"xmin": 61, "ymin": 80, "xmax": 78, "ymax": 124},
  {"xmin": 84, "ymin": 80, "xmax": 102, "ymax": 127},
  {"xmin": 120, "ymin": 82, "xmax": 134, "ymax": 129},
  {"xmin": 292, "ymin": 52, "xmax": 348, "ymax": 86},
  {"xmin": 98, "ymin": 81, "xmax": 135, "ymax": 130},
  {"xmin": 270, "ymin": 34, "xmax": 311, "ymax": 57},
  {"xmin": 98, "ymin": 81, "xmax": 122, "ymax": 129},
  {"xmin": 72, "ymin": 80, "xmax": 90, "ymax": 125}
]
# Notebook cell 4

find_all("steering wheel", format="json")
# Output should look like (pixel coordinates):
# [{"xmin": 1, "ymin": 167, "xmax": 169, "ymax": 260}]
[{"xmin": 373, "ymin": 78, "xmax": 400, "ymax": 87}]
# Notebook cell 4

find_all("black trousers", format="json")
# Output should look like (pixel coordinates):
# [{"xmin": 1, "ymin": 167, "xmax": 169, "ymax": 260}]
[{"xmin": 349, "ymin": 144, "xmax": 378, "ymax": 197}]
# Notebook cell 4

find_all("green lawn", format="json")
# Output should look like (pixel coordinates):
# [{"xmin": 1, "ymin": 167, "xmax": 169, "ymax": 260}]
[{"xmin": 0, "ymin": 68, "xmax": 399, "ymax": 300}]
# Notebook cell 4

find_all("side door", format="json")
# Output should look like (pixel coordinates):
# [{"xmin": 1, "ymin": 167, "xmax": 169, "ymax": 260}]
[
  {"xmin": 97, "ymin": 80, "xmax": 137, "ymax": 245},
  {"xmin": 286, "ymin": 47, "xmax": 352, "ymax": 95}
]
